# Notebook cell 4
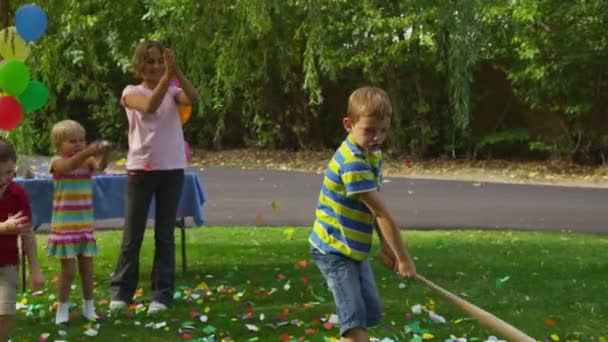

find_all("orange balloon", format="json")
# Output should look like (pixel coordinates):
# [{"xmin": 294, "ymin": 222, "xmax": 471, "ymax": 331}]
[{"xmin": 178, "ymin": 104, "xmax": 192, "ymax": 125}]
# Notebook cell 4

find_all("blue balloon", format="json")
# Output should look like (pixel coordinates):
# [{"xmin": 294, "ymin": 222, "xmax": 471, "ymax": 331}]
[{"xmin": 15, "ymin": 4, "xmax": 48, "ymax": 42}]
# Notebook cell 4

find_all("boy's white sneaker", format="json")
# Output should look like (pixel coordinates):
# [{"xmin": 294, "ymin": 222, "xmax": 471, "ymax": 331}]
[
  {"xmin": 147, "ymin": 301, "xmax": 168, "ymax": 315},
  {"xmin": 109, "ymin": 300, "xmax": 127, "ymax": 311}
]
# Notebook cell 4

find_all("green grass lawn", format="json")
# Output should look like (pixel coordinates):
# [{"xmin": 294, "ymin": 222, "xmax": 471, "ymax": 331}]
[{"xmin": 10, "ymin": 227, "xmax": 608, "ymax": 341}]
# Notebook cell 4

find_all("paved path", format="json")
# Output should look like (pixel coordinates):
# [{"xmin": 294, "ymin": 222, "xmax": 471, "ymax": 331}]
[
  {"xmin": 199, "ymin": 167, "xmax": 608, "ymax": 234},
  {"xmin": 19, "ymin": 156, "xmax": 608, "ymax": 234}
]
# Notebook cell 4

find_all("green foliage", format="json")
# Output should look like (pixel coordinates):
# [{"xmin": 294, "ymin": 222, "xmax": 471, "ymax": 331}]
[
  {"xmin": 528, "ymin": 137, "xmax": 575, "ymax": 157},
  {"xmin": 477, "ymin": 128, "xmax": 531, "ymax": 150},
  {"xmin": 6, "ymin": 114, "xmax": 36, "ymax": 155},
  {"xmin": 1, "ymin": 0, "xmax": 607, "ymax": 162}
]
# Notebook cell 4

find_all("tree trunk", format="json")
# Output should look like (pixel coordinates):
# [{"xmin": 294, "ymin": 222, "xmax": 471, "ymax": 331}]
[{"xmin": 0, "ymin": 0, "xmax": 9, "ymax": 29}]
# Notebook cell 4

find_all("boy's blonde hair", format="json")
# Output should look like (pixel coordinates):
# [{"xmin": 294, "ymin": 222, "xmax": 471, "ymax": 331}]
[
  {"xmin": 51, "ymin": 120, "xmax": 85, "ymax": 149},
  {"xmin": 347, "ymin": 87, "xmax": 393, "ymax": 123}
]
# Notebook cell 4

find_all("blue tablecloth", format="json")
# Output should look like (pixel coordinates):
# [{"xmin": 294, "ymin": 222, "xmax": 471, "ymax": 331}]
[{"xmin": 14, "ymin": 172, "xmax": 206, "ymax": 227}]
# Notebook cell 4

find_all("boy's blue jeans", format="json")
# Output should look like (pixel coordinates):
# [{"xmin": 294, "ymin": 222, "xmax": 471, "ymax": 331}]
[{"xmin": 310, "ymin": 248, "xmax": 382, "ymax": 336}]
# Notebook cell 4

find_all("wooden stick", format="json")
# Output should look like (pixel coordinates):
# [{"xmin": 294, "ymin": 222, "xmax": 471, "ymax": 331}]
[
  {"xmin": 372, "ymin": 227, "xmax": 534, "ymax": 340},
  {"xmin": 416, "ymin": 274, "xmax": 535, "ymax": 342}
]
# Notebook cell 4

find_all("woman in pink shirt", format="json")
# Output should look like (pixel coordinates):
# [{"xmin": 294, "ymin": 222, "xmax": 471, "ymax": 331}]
[{"xmin": 110, "ymin": 40, "xmax": 198, "ymax": 314}]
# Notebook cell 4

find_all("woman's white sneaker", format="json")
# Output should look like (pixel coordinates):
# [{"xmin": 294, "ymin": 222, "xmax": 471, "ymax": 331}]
[
  {"xmin": 147, "ymin": 301, "xmax": 168, "ymax": 315},
  {"xmin": 109, "ymin": 300, "xmax": 127, "ymax": 311}
]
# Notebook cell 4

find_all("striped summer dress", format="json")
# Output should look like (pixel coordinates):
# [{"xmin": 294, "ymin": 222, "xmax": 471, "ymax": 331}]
[{"xmin": 47, "ymin": 157, "xmax": 98, "ymax": 258}]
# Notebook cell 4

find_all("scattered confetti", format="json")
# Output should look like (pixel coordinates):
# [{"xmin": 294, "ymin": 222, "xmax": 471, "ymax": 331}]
[
  {"xmin": 405, "ymin": 321, "xmax": 425, "ymax": 334},
  {"xmin": 411, "ymin": 304, "xmax": 423, "ymax": 315},
  {"xmin": 283, "ymin": 228, "xmax": 296, "ymax": 240},
  {"xmin": 84, "ymin": 328, "xmax": 98, "ymax": 336},
  {"xmin": 426, "ymin": 298, "xmax": 436, "ymax": 312},
  {"xmin": 245, "ymin": 324, "xmax": 259, "ymax": 332},
  {"xmin": 428, "ymin": 311, "xmax": 446, "ymax": 324},
  {"xmin": 445, "ymin": 337, "xmax": 467, "ymax": 342},
  {"xmin": 495, "ymin": 276, "xmax": 510, "ymax": 289},
  {"xmin": 271, "ymin": 201, "xmax": 279, "ymax": 213},
  {"xmin": 422, "ymin": 333, "xmax": 434, "ymax": 340},
  {"xmin": 202, "ymin": 325, "xmax": 217, "ymax": 334},
  {"xmin": 134, "ymin": 288, "xmax": 144, "ymax": 299},
  {"xmin": 154, "ymin": 322, "xmax": 167, "ymax": 329},
  {"xmin": 9, "ymin": 234, "xmax": 585, "ymax": 342}
]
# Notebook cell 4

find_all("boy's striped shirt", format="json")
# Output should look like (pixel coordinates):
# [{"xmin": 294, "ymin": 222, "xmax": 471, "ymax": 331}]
[{"xmin": 309, "ymin": 135, "xmax": 382, "ymax": 261}]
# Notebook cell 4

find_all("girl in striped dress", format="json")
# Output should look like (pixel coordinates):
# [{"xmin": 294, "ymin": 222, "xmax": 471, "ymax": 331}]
[{"xmin": 48, "ymin": 120, "xmax": 111, "ymax": 324}]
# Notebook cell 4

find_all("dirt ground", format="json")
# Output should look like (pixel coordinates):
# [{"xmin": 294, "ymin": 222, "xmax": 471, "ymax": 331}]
[{"xmin": 189, "ymin": 148, "xmax": 608, "ymax": 188}]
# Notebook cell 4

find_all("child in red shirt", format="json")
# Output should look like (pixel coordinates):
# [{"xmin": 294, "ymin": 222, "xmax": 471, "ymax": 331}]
[{"xmin": 0, "ymin": 139, "xmax": 44, "ymax": 342}]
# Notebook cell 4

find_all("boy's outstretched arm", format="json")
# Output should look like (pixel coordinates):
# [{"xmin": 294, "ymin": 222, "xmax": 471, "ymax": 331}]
[{"xmin": 359, "ymin": 191, "xmax": 417, "ymax": 279}]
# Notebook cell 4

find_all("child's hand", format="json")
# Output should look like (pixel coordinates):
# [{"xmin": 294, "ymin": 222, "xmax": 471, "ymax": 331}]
[
  {"xmin": 96, "ymin": 140, "xmax": 112, "ymax": 153},
  {"xmin": 396, "ymin": 258, "xmax": 417, "ymax": 280},
  {"xmin": 164, "ymin": 49, "xmax": 177, "ymax": 77},
  {"xmin": 30, "ymin": 270, "xmax": 45, "ymax": 291},
  {"xmin": 2, "ymin": 212, "xmax": 30, "ymax": 234},
  {"xmin": 87, "ymin": 141, "xmax": 111, "ymax": 156}
]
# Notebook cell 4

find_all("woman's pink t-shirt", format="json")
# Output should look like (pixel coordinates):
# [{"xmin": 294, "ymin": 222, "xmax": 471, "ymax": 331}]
[{"xmin": 121, "ymin": 84, "xmax": 186, "ymax": 171}]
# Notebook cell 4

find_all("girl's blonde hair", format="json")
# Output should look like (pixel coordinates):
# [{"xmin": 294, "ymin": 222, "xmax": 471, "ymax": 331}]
[{"xmin": 51, "ymin": 120, "xmax": 85, "ymax": 150}]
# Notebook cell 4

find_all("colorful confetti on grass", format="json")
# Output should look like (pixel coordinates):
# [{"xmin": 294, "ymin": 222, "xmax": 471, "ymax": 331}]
[
  {"xmin": 13, "ymin": 279, "xmax": 536, "ymax": 342},
  {"xmin": 12, "ymin": 267, "xmax": 601, "ymax": 341}
]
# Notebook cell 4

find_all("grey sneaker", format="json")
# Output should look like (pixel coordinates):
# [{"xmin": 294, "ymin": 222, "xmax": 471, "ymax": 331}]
[
  {"xmin": 109, "ymin": 300, "xmax": 128, "ymax": 311},
  {"xmin": 147, "ymin": 301, "xmax": 168, "ymax": 315}
]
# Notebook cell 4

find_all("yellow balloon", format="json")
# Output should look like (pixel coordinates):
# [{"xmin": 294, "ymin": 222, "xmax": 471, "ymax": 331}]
[
  {"xmin": 178, "ymin": 104, "xmax": 192, "ymax": 125},
  {"xmin": 0, "ymin": 27, "xmax": 30, "ymax": 61}
]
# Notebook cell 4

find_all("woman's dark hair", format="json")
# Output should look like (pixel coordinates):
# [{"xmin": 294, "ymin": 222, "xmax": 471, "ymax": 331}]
[{"xmin": 131, "ymin": 40, "xmax": 165, "ymax": 79}]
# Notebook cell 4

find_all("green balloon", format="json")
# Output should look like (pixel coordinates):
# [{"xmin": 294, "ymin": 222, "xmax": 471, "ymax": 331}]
[
  {"xmin": 0, "ymin": 60, "xmax": 30, "ymax": 96},
  {"xmin": 18, "ymin": 81, "xmax": 49, "ymax": 113}
]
